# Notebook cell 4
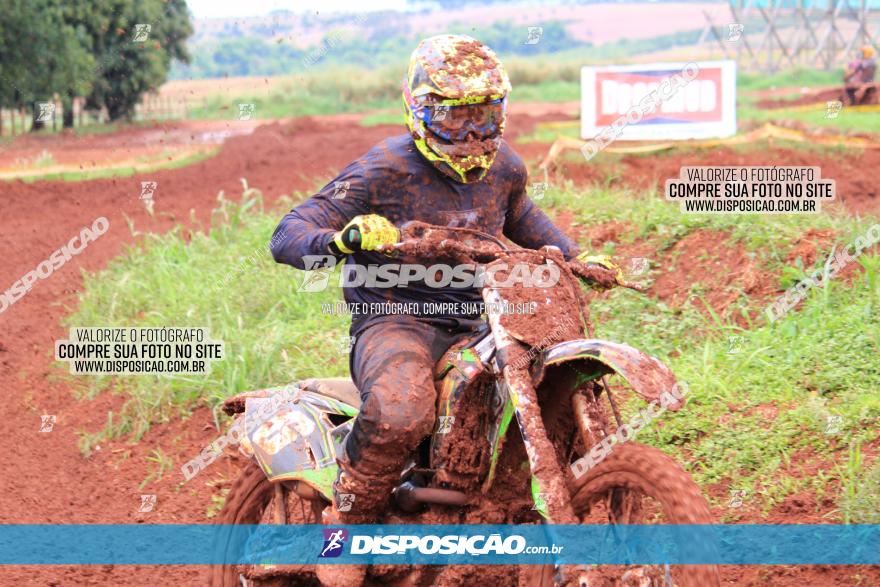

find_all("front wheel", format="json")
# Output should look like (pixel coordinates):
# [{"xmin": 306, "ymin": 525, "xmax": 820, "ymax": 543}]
[
  {"xmin": 210, "ymin": 461, "xmax": 323, "ymax": 587},
  {"xmin": 569, "ymin": 443, "xmax": 720, "ymax": 587}
]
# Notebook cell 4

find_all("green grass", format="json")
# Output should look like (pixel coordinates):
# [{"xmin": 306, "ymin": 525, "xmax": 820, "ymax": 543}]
[
  {"xmin": 545, "ymin": 184, "xmax": 880, "ymax": 515},
  {"xmin": 359, "ymin": 110, "xmax": 402, "ymax": 127},
  {"xmin": 547, "ymin": 180, "xmax": 864, "ymax": 261},
  {"xmin": 64, "ymin": 178, "xmax": 879, "ymax": 519},
  {"xmin": 739, "ymin": 103, "xmax": 880, "ymax": 135},
  {"xmin": 140, "ymin": 448, "xmax": 174, "ymax": 489},
  {"xmin": 739, "ymin": 69, "xmax": 840, "ymax": 93},
  {"xmin": 67, "ymin": 184, "xmax": 350, "ymax": 451},
  {"xmin": 512, "ymin": 80, "xmax": 579, "ymax": 103},
  {"xmin": 0, "ymin": 117, "xmax": 154, "ymax": 139},
  {"xmin": 839, "ymin": 444, "xmax": 880, "ymax": 523},
  {"xmin": 628, "ymin": 257, "xmax": 880, "ymax": 494},
  {"xmin": 516, "ymin": 120, "xmax": 579, "ymax": 144},
  {"xmin": 5, "ymin": 148, "xmax": 219, "ymax": 183}
]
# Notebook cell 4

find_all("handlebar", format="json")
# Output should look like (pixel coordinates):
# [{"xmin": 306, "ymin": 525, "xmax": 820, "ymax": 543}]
[{"xmin": 375, "ymin": 221, "xmax": 644, "ymax": 292}]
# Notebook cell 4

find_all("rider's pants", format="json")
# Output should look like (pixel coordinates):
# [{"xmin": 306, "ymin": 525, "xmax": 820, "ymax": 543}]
[{"xmin": 333, "ymin": 317, "xmax": 477, "ymax": 522}]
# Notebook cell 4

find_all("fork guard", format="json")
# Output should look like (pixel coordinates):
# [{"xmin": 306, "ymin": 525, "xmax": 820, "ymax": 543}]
[{"xmin": 533, "ymin": 339, "xmax": 684, "ymax": 411}]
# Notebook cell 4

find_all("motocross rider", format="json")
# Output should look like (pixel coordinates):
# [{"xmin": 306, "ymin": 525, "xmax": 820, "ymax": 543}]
[
  {"xmin": 844, "ymin": 45, "xmax": 877, "ymax": 105},
  {"xmin": 270, "ymin": 34, "xmax": 617, "ymax": 586}
]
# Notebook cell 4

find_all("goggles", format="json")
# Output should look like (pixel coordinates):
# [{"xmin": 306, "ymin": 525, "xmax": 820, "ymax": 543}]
[{"xmin": 417, "ymin": 97, "xmax": 506, "ymax": 142}]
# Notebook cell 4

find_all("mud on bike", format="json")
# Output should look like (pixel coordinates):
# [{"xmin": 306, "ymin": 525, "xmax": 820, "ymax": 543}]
[{"xmin": 212, "ymin": 221, "xmax": 719, "ymax": 587}]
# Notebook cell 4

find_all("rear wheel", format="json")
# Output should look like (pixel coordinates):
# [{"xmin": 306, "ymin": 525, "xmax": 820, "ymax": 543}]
[
  {"xmin": 210, "ymin": 461, "xmax": 322, "ymax": 587},
  {"xmin": 569, "ymin": 443, "xmax": 720, "ymax": 587}
]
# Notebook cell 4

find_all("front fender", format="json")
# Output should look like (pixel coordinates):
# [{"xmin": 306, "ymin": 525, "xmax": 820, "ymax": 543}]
[{"xmin": 533, "ymin": 339, "xmax": 684, "ymax": 410}]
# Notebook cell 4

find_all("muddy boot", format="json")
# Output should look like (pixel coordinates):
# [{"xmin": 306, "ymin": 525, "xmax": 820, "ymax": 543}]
[
  {"xmin": 315, "ymin": 464, "xmax": 378, "ymax": 587},
  {"xmin": 315, "ymin": 504, "xmax": 369, "ymax": 587}
]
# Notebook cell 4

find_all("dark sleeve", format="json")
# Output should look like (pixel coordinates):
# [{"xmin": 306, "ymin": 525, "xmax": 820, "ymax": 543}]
[
  {"xmin": 502, "ymin": 152, "xmax": 580, "ymax": 260},
  {"xmin": 270, "ymin": 160, "xmax": 370, "ymax": 269}
]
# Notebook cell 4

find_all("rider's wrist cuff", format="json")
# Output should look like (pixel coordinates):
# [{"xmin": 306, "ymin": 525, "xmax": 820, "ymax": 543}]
[{"xmin": 332, "ymin": 232, "xmax": 355, "ymax": 255}]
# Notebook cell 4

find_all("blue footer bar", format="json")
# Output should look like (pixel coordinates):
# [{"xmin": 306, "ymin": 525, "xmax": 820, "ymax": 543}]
[{"xmin": 0, "ymin": 524, "xmax": 877, "ymax": 565}]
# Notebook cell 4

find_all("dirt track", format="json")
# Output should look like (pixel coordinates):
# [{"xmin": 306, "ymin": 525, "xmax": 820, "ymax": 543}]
[
  {"xmin": 0, "ymin": 116, "xmax": 404, "ymax": 586},
  {"xmin": 537, "ymin": 144, "xmax": 880, "ymax": 215},
  {"xmin": 1, "ymin": 110, "xmax": 879, "ymax": 585}
]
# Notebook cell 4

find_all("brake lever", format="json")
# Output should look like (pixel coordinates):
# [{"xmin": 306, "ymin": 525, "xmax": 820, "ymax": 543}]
[
  {"xmin": 375, "ymin": 242, "xmax": 403, "ymax": 257},
  {"xmin": 619, "ymin": 280, "xmax": 646, "ymax": 292}
]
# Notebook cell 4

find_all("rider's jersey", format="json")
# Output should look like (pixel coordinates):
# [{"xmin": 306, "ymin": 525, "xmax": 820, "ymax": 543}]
[
  {"xmin": 270, "ymin": 134, "xmax": 578, "ymax": 335},
  {"xmin": 854, "ymin": 58, "xmax": 877, "ymax": 84}
]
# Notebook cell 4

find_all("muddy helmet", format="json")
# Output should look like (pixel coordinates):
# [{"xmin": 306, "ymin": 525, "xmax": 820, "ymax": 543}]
[{"xmin": 403, "ymin": 34, "xmax": 512, "ymax": 183}]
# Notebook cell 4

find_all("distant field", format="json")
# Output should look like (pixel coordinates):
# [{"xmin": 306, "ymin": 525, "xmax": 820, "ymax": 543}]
[
  {"xmin": 189, "ymin": 3, "xmax": 728, "ymax": 50},
  {"xmin": 158, "ymin": 60, "xmax": 849, "ymax": 123}
]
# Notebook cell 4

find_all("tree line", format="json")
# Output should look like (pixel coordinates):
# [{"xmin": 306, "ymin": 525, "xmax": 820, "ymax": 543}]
[{"xmin": 0, "ymin": 0, "xmax": 192, "ymax": 130}]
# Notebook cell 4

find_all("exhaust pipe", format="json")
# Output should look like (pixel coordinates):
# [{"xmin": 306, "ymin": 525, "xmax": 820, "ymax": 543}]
[{"xmin": 394, "ymin": 481, "xmax": 469, "ymax": 512}]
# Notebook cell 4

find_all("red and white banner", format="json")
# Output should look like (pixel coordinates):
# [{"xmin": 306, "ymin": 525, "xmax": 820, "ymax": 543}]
[{"xmin": 581, "ymin": 61, "xmax": 737, "ymax": 141}]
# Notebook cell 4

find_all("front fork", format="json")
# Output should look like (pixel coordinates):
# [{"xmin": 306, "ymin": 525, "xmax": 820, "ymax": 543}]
[{"xmin": 483, "ymin": 288, "xmax": 577, "ymax": 525}]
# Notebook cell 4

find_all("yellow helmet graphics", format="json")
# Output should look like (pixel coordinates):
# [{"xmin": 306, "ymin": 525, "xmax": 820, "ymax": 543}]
[{"xmin": 403, "ymin": 35, "xmax": 512, "ymax": 183}]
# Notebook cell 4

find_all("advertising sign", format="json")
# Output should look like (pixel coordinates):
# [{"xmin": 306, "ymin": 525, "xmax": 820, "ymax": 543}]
[{"xmin": 581, "ymin": 60, "xmax": 737, "ymax": 141}]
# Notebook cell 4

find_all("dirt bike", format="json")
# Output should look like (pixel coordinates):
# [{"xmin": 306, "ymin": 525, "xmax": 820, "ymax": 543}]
[{"xmin": 212, "ymin": 221, "xmax": 720, "ymax": 587}]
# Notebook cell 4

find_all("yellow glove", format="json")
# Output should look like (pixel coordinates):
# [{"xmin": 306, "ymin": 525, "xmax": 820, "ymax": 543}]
[
  {"xmin": 576, "ymin": 252, "xmax": 625, "ymax": 284},
  {"xmin": 333, "ymin": 214, "xmax": 400, "ymax": 254}
]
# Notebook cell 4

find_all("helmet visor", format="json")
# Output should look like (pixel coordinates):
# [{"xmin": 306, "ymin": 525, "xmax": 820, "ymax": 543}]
[{"xmin": 419, "ymin": 98, "xmax": 506, "ymax": 142}]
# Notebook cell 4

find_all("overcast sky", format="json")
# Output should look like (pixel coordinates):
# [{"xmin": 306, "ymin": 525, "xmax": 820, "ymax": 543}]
[{"xmin": 186, "ymin": 0, "xmax": 408, "ymax": 19}]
